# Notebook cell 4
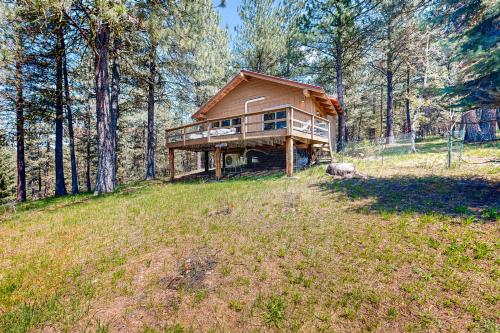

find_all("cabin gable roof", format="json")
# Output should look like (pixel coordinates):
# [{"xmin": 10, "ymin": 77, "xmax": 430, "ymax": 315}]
[{"xmin": 191, "ymin": 70, "xmax": 341, "ymax": 120}]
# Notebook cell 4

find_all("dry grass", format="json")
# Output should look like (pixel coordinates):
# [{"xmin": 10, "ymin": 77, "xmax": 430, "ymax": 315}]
[{"xmin": 0, "ymin": 139, "xmax": 498, "ymax": 332}]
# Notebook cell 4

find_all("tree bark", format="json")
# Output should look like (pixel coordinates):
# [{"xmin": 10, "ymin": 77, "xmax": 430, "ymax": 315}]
[
  {"xmin": 385, "ymin": 24, "xmax": 395, "ymax": 144},
  {"xmin": 335, "ymin": 36, "xmax": 347, "ymax": 152},
  {"xmin": 380, "ymin": 84, "xmax": 383, "ymax": 137},
  {"xmin": 44, "ymin": 139, "xmax": 50, "ymax": 197},
  {"xmin": 62, "ymin": 27, "xmax": 79, "ymax": 195},
  {"xmin": 145, "ymin": 42, "xmax": 157, "ymax": 179},
  {"xmin": 386, "ymin": 69, "xmax": 394, "ymax": 144},
  {"xmin": 463, "ymin": 110, "xmax": 482, "ymax": 142},
  {"xmin": 55, "ymin": 26, "xmax": 67, "ymax": 196},
  {"xmin": 15, "ymin": 33, "xmax": 26, "ymax": 202},
  {"xmin": 110, "ymin": 36, "xmax": 121, "ymax": 185},
  {"xmin": 479, "ymin": 109, "xmax": 497, "ymax": 141},
  {"xmin": 94, "ymin": 22, "xmax": 115, "ymax": 194},
  {"xmin": 85, "ymin": 107, "xmax": 92, "ymax": 192},
  {"xmin": 405, "ymin": 66, "xmax": 411, "ymax": 133}
]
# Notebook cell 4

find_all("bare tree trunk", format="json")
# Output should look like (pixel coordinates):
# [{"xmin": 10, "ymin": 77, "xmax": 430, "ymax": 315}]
[
  {"xmin": 497, "ymin": 109, "xmax": 500, "ymax": 130},
  {"xmin": 44, "ymin": 139, "xmax": 50, "ymax": 197},
  {"xmin": 463, "ymin": 110, "xmax": 482, "ymax": 142},
  {"xmin": 479, "ymin": 109, "xmax": 497, "ymax": 141},
  {"xmin": 110, "ymin": 36, "xmax": 121, "ymax": 185},
  {"xmin": 85, "ymin": 105, "xmax": 92, "ymax": 192},
  {"xmin": 55, "ymin": 26, "xmax": 67, "ymax": 196},
  {"xmin": 380, "ymin": 84, "xmax": 383, "ymax": 137},
  {"xmin": 335, "ymin": 36, "xmax": 347, "ymax": 152},
  {"xmin": 405, "ymin": 66, "xmax": 411, "ymax": 133},
  {"xmin": 146, "ymin": 42, "xmax": 157, "ymax": 179},
  {"xmin": 15, "ymin": 33, "xmax": 26, "ymax": 202},
  {"xmin": 62, "ymin": 27, "xmax": 79, "ymax": 195},
  {"xmin": 386, "ymin": 69, "xmax": 394, "ymax": 144},
  {"xmin": 94, "ymin": 22, "xmax": 115, "ymax": 194},
  {"xmin": 385, "ymin": 24, "xmax": 395, "ymax": 144},
  {"xmin": 357, "ymin": 115, "xmax": 362, "ymax": 141},
  {"xmin": 410, "ymin": 33, "xmax": 430, "ymax": 153},
  {"xmin": 37, "ymin": 145, "xmax": 42, "ymax": 194}
]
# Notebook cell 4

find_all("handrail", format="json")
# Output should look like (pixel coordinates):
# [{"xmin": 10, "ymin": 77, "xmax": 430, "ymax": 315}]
[
  {"xmin": 165, "ymin": 106, "xmax": 331, "ymax": 145},
  {"xmin": 165, "ymin": 106, "xmax": 320, "ymax": 133}
]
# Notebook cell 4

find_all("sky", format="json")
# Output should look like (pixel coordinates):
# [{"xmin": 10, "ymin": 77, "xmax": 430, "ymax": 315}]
[{"xmin": 213, "ymin": 0, "xmax": 242, "ymax": 41}]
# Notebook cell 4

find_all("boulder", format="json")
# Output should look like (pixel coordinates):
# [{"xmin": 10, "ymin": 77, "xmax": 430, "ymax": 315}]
[{"xmin": 326, "ymin": 163, "xmax": 356, "ymax": 178}]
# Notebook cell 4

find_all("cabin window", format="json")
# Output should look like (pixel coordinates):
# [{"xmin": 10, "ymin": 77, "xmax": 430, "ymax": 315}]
[
  {"xmin": 221, "ymin": 119, "xmax": 231, "ymax": 127},
  {"xmin": 263, "ymin": 111, "xmax": 287, "ymax": 131},
  {"xmin": 232, "ymin": 118, "xmax": 241, "ymax": 133},
  {"xmin": 212, "ymin": 121, "xmax": 220, "ymax": 128}
]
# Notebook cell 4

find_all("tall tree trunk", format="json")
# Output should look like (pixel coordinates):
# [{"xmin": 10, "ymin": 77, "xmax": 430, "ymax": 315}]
[
  {"xmin": 386, "ymin": 68, "xmax": 394, "ymax": 144},
  {"xmin": 94, "ymin": 22, "xmax": 115, "ymax": 194},
  {"xmin": 44, "ymin": 139, "xmax": 50, "ymax": 197},
  {"xmin": 15, "ymin": 32, "xmax": 26, "ymax": 202},
  {"xmin": 479, "ymin": 109, "xmax": 497, "ymax": 141},
  {"xmin": 335, "ymin": 36, "xmax": 347, "ymax": 152},
  {"xmin": 110, "ymin": 36, "xmax": 121, "ymax": 185},
  {"xmin": 380, "ymin": 84, "xmax": 383, "ymax": 137},
  {"xmin": 463, "ymin": 110, "xmax": 482, "ymax": 142},
  {"xmin": 405, "ymin": 66, "xmax": 411, "ymax": 133},
  {"xmin": 55, "ymin": 26, "xmax": 67, "ymax": 196},
  {"xmin": 145, "ymin": 42, "xmax": 157, "ymax": 179},
  {"xmin": 62, "ymin": 28, "xmax": 78, "ymax": 195},
  {"xmin": 85, "ymin": 107, "xmax": 92, "ymax": 192},
  {"xmin": 385, "ymin": 24, "xmax": 395, "ymax": 144},
  {"xmin": 410, "ymin": 33, "xmax": 429, "ymax": 152},
  {"xmin": 37, "ymin": 145, "xmax": 42, "ymax": 194}
]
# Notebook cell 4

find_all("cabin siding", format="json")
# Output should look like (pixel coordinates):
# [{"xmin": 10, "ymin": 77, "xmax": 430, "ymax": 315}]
[{"xmin": 204, "ymin": 77, "xmax": 317, "ymax": 121}]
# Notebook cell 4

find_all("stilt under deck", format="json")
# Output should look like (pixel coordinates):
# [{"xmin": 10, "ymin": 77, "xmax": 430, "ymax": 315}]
[{"xmin": 166, "ymin": 106, "xmax": 332, "ymax": 180}]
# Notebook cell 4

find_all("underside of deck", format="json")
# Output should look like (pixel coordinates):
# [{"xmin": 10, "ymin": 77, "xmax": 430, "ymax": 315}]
[{"xmin": 165, "ymin": 106, "xmax": 332, "ymax": 179}]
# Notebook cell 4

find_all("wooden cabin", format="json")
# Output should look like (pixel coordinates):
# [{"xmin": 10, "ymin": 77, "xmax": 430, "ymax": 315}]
[{"xmin": 165, "ymin": 70, "xmax": 341, "ymax": 179}]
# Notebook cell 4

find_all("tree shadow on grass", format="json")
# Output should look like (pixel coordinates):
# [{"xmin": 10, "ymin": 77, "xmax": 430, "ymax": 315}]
[
  {"xmin": 2, "ymin": 181, "xmax": 153, "ymax": 217},
  {"xmin": 316, "ymin": 175, "xmax": 499, "ymax": 218}
]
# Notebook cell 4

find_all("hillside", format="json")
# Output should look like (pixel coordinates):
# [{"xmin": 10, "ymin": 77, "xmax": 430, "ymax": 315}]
[{"xmin": 0, "ymin": 141, "xmax": 499, "ymax": 332}]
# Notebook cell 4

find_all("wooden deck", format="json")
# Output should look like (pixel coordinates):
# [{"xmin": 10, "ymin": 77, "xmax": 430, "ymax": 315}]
[{"xmin": 165, "ymin": 105, "xmax": 331, "ymax": 150}]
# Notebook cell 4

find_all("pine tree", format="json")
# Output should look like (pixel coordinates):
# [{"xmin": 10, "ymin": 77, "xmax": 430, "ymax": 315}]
[
  {"xmin": 303, "ymin": 0, "xmax": 375, "ymax": 150},
  {"xmin": 235, "ymin": 0, "xmax": 287, "ymax": 74},
  {"xmin": 438, "ymin": 1, "xmax": 499, "ymax": 109}
]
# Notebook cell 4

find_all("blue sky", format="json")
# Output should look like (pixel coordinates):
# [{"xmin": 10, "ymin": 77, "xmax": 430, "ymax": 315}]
[{"xmin": 213, "ymin": 0, "xmax": 242, "ymax": 40}]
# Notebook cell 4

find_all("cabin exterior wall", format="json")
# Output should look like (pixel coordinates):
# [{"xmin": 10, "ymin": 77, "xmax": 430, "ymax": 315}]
[{"xmin": 203, "ymin": 77, "xmax": 318, "ymax": 123}]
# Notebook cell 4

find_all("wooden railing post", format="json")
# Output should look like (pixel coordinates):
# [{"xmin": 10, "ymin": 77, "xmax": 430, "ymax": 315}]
[
  {"xmin": 242, "ymin": 114, "xmax": 246, "ymax": 139},
  {"xmin": 311, "ymin": 114, "xmax": 315, "ymax": 140},
  {"xmin": 289, "ymin": 108, "xmax": 294, "ymax": 135},
  {"xmin": 207, "ymin": 122, "xmax": 211, "ymax": 143}
]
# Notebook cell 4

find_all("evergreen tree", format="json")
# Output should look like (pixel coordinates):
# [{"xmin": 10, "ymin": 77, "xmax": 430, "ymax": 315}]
[
  {"xmin": 235, "ymin": 0, "xmax": 287, "ymax": 74},
  {"xmin": 438, "ymin": 1, "xmax": 499, "ymax": 109}
]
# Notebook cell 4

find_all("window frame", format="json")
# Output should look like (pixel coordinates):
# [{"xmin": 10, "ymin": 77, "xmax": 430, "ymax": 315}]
[{"xmin": 262, "ymin": 111, "xmax": 287, "ymax": 131}]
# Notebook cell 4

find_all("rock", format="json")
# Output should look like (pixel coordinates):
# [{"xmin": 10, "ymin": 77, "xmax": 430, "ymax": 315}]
[{"xmin": 326, "ymin": 163, "xmax": 356, "ymax": 177}]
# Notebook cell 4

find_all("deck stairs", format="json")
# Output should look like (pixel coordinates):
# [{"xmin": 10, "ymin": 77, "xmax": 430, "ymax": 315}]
[{"xmin": 314, "ymin": 144, "xmax": 333, "ymax": 163}]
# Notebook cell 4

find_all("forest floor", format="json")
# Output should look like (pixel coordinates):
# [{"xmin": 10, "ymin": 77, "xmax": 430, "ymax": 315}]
[{"xmin": 0, "ymin": 139, "xmax": 499, "ymax": 333}]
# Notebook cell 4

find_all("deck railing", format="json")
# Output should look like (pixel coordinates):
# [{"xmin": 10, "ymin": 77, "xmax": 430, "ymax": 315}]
[{"xmin": 165, "ymin": 106, "xmax": 330, "ymax": 146}]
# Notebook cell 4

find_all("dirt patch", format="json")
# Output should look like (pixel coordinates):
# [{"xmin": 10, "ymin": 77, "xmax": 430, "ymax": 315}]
[{"xmin": 161, "ymin": 252, "xmax": 218, "ymax": 291}]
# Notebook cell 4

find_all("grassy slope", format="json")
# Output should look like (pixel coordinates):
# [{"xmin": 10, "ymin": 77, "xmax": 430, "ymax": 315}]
[{"xmin": 0, "ymin": 140, "xmax": 498, "ymax": 333}]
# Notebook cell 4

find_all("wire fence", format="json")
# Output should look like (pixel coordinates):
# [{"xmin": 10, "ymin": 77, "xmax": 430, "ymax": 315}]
[{"xmin": 335, "ymin": 130, "xmax": 466, "ymax": 168}]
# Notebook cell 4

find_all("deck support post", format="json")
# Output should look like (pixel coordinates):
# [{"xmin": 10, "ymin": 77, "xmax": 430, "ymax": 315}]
[
  {"xmin": 307, "ymin": 144, "xmax": 314, "ymax": 166},
  {"xmin": 215, "ymin": 146, "xmax": 222, "ymax": 180},
  {"xmin": 204, "ymin": 151, "xmax": 209, "ymax": 173},
  {"xmin": 286, "ymin": 136, "xmax": 294, "ymax": 177},
  {"xmin": 168, "ymin": 148, "xmax": 175, "ymax": 181}
]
